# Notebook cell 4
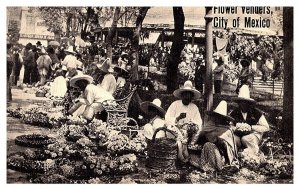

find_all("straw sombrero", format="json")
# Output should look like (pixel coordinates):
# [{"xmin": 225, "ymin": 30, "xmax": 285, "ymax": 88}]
[
  {"xmin": 214, "ymin": 56, "xmax": 223, "ymax": 63},
  {"xmin": 240, "ymin": 59, "xmax": 251, "ymax": 67},
  {"xmin": 70, "ymin": 74, "xmax": 93, "ymax": 88},
  {"xmin": 114, "ymin": 64, "xmax": 129, "ymax": 78},
  {"xmin": 233, "ymin": 85, "xmax": 256, "ymax": 104},
  {"xmin": 206, "ymin": 100, "xmax": 235, "ymax": 122},
  {"xmin": 97, "ymin": 59, "xmax": 114, "ymax": 73},
  {"xmin": 65, "ymin": 46, "xmax": 76, "ymax": 54},
  {"xmin": 140, "ymin": 99, "xmax": 166, "ymax": 118},
  {"xmin": 173, "ymin": 80, "xmax": 201, "ymax": 100}
]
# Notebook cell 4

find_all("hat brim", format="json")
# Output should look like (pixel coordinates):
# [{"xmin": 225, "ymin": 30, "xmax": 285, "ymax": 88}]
[
  {"xmin": 173, "ymin": 88, "xmax": 201, "ymax": 100},
  {"xmin": 70, "ymin": 75, "xmax": 93, "ymax": 88},
  {"xmin": 140, "ymin": 102, "xmax": 166, "ymax": 117},
  {"xmin": 96, "ymin": 65, "xmax": 114, "ymax": 73},
  {"xmin": 65, "ymin": 50, "xmax": 76, "ymax": 54},
  {"xmin": 114, "ymin": 66, "xmax": 129, "ymax": 77},
  {"xmin": 206, "ymin": 111, "xmax": 235, "ymax": 122},
  {"xmin": 232, "ymin": 97, "xmax": 256, "ymax": 104},
  {"xmin": 240, "ymin": 59, "xmax": 251, "ymax": 66}
]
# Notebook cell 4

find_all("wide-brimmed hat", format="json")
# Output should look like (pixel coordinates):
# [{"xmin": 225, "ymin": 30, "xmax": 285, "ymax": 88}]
[
  {"xmin": 140, "ymin": 99, "xmax": 166, "ymax": 118},
  {"xmin": 173, "ymin": 80, "xmax": 201, "ymax": 100},
  {"xmin": 65, "ymin": 46, "xmax": 76, "ymax": 54},
  {"xmin": 36, "ymin": 41, "xmax": 42, "ymax": 46},
  {"xmin": 114, "ymin": 64, "xmax": 129, "ymax": 78},
  {"xmin": 206, "ymin": 100, "xmax": 235, "ymax": 122},
  {"xmin": 214, "ymin": 55, "xmax": 223, "ymax": 64},
  {"xmin": 70, "ymin": 74, "xmax": 93, "ymax": 88},
  {"xmin": 240, "ymin": 59, "xmax": 251, "ymax": 67},
  {"xmin": 233, "ymin": 85, "xmax": 256, "ymax": 104},
  {"xmin": 121, "ymin": 52, "xmax": 128, "ymax": 57},
  {"xmin": 97, "ymin": 59, "xmax": 114, "ymax": 73}
]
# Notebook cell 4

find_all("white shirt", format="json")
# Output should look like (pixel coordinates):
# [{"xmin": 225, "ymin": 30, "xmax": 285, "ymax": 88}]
[
  {"xmin": 98, "ymin": 73, "xmax": 117, "ymax": 95},
  {"xmin": 165, "ymin": 100, "xmax": 203, "ymax": 127},
  {"xmin": 62, "ymin": 55, "xmax": 77, "ymax": 70},
  {"xmin": 83, "ymin": 84, "xmax": 114, "ymax": 106}
]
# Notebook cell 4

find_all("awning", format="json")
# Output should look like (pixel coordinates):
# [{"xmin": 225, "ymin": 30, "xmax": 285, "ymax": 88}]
[{"xmin": 139, "ymin": 32, "xmax": 161, "ymax": 45}]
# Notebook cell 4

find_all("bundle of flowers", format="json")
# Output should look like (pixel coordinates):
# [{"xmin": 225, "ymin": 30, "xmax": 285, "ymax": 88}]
[{"xmin": 15, "ymin": 134, "xmax": 56, "ymax": 148}]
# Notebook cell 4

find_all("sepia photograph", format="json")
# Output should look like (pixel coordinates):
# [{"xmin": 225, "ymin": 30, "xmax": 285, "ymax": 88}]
[{"xmin": 5, "ymin": 3, "xmax": 294, "ymax": 185}]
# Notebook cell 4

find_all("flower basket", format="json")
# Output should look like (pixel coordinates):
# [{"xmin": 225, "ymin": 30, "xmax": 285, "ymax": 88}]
[
  {"xmin": 146, "ymin": 127, "xmax": 178, "ymax": 170},
  {"xmin": 15, "ymin": 134, "xmax": 56, "ymax": 148}
]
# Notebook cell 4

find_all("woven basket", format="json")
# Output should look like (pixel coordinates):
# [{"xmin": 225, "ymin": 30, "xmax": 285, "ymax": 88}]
[{"xmin": 146, "ymin": 127, "xmax": 178, "ymax": 170}]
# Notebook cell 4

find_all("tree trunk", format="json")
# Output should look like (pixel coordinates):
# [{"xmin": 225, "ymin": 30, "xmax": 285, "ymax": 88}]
[
  {"xmin": 283, "ymin": 7, "xmax": 293, "ymax": 140},
  {"xmin": 81, "ymin": 7, "xmax": 92, "ymax": 40},
  {"xmin": 66, "ymin": 16, "xmax": 71, "ymax": 37},
  {"xmin": 166, "ymin": 7, "xmax": 185, "ymax": 92},
  {"xmin": 7, "ymin": 82, "xmax": 12, "ymax": 102},
  {"xmin": 107, "ymin": 7, "xmax": 120, "ymax": 65},
  {"xmin": 131, "ymin": 7, "xmax": 150, "ymax": 81}
]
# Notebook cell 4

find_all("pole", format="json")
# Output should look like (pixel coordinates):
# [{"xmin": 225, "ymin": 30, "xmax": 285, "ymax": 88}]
[
  {"xmin": 192, "ymin": 29, "xmax": 195, "ymax": 48},
  {"xmin": 205, "ymin": 7, "xmax": 214, "ymax": 112},
  {"xmin": 161, "ymin": 29, "xmax": 165, "ymax": 48},
  {"xmin": 283, "ymin": 7, "xmax": 293, "ymax": 140}
]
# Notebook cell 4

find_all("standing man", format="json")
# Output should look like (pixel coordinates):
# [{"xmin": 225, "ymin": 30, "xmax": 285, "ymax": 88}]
[
  {"xmin": 7, "ymin": 43, "xmax": 13, "ymax": 102},
  {"xmin": 62, "ymin": 46, "xmax": 78, "ymax": 78},
  {"xmin": 36, "ymin": 41, "xmax": 43, "ymax": 49},
  {"xmin": 213, "ymin": 56, "xmax": 225, "ymax": 94},
  {"xmin": 236, "ymin": 59, "xmax": 254, "ymax": 94},
  {"xmin": 11, "ymin": 46, "xmax": 23, "ymax": 86},
  {"xmin": 36, "ymin": 48, "xmax": 52, "ymax": 86},
  {"xmin": 23, "ymin": 45, "xmax": 37, "ymax": 85}
]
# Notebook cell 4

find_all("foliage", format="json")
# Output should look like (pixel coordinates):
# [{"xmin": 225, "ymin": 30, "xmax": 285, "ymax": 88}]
[
  {"xmin": 7, "ymin": 20, "xmax": 20, "ymax": 44},
  {"xmin": 227, "ymin": 32, "xmax": 283, "ymax": 63}
]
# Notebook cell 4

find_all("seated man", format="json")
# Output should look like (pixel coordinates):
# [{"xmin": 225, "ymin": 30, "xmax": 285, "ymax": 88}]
[
  {"xmin": 68, "ymin": 74, "xmax": 114, "ymax": 122},
  {"xmin": 140, "ymin": 99, "xmax": 166, "ymax": 139},
  {"xmin": 230, "ymin": 85, "xmax": 270, "ymax": 155},
  {"xmin": 165, "ymin": 80, "xmax": 203, "ymax": 163},
  {"xmin": 194, "ymin": 100, "xmax": 237, "ymax": 172}
]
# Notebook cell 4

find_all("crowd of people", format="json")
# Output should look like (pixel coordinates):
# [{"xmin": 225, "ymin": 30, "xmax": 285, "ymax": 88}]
[{"xmin": 7, "ymin": 39, "xmax": 271, "ymax": 172}]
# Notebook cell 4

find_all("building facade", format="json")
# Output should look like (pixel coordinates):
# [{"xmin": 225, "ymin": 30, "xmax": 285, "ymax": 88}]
[{"xmin": 7, "ymin": 7, "xmax": 55, "ymax": 46}]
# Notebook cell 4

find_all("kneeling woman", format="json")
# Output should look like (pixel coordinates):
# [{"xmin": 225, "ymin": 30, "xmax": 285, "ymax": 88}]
[
  {"xmin": 68, "ymin": 74, "xmax": 114, "ymax": 122},
  {"xmin": 191, "ymin": 101, "xmax": 238, "ymax": 172}
]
